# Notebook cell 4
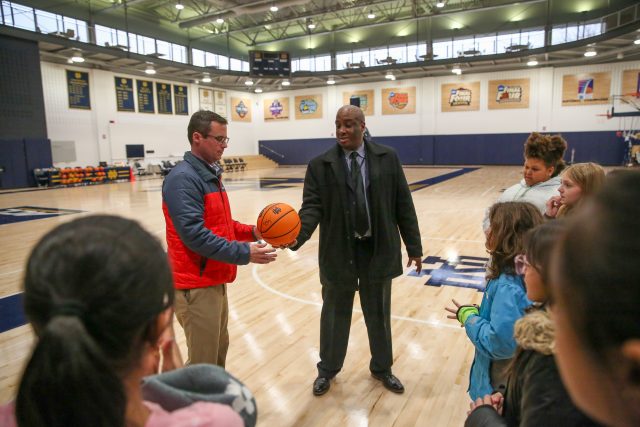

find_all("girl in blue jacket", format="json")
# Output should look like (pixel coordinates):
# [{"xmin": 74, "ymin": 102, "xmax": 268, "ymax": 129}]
[{"xmin": 446, "ymin": 202, "xmax": 543, "ymax": 399}]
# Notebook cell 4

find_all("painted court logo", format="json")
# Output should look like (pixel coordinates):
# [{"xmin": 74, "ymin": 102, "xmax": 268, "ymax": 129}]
[
  {"xmin": 578, "ymin": 78, "xmax": 594, "ymax": 101},
  {"xmin": 408, "ymin": 255, "xmax": 488, "ymax": 291},
  {"xmin": 496, "ymin": 85, "xmax": 522, "ymax": 103},
  {"xmin": 388, "ymin": 92, "xmax": 409, "ymax": 109},
  {"xmin": 298, "ymin": 99, "xmax": 317, "ymax": 114},
  {"xmin": 449, "ymin": 88, "xmax": 472, "ymax": 106}
]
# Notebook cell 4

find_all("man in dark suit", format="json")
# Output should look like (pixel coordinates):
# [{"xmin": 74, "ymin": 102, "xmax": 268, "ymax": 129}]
[{"xmin": 290, "ymin": 105, "xmax": 423, "ymax": 396}]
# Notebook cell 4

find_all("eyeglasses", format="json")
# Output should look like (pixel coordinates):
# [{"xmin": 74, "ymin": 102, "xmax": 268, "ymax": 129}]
[
  {"xmin": 200, "ymin": 133, "xmax": 230, "ymax": 145},
  {"xmin": 514, "ymin": 254, "xmax": 531, "ymax": 275}
]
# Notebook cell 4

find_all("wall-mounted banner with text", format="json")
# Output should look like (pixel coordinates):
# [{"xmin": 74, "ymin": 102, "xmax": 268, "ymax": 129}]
[
  {"xmin": 382, "ymin": 86, "xmax": 416, "ymax": 115},
  {"xmin": 230, "ymin": 97, "xmax": 252, "ymax": 122},
  {"xmin": 294, "ymin": 95, "xmax": 322, "ymax": 120},
  {"xmin": 66, "ymin": 70, "xmax": 90, "ymax": 110},
  {"xmin": 488, "ymin": 78, "xmax": 530, "ymax": 110},
  {"xmin": 156, "ymin": 82, "xmax": 173, "ymax": 114},
  {"xmin": 173, "ymin": 85, "xmax": 189, "ymax": 115},
  {"xmin": 561, "ymin": 72, "xmax": 611, "ymax": 106},
  {"xmin": 137, "ymin": 80, "xmax": 155, "ymax": 114},
  {"xmin": 114, "ymin": 77, "xmax": 134, "ymax": 112},
  {"xmin": 264, "ymin": 97, "xmax": 290, "ymax": 121},
  {"xmin": 441, "ymin": 81, "xmax": 480, "ymax": 112}
]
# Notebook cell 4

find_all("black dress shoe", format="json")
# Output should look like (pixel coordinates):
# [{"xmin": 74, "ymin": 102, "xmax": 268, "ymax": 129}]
[
  {"xmin": 313, "ymin": 377, "xmax": 330, "ymax": 396},
  {"xmin": 371, "ymin": 372, "xmax": 405, "ymax": 393}
]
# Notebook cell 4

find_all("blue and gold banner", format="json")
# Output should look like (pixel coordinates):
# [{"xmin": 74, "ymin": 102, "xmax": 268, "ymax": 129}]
[
  {"xmin": 174, "ymin": 85, "xmax": 189, "ymax": 115},
  {"xmin": 114, "ymin": 76, "xmax": 134, "ymax": 112},
  {"xmin": 137, "ymin": 80, "xmax": 155, "ymax": 114},
  {"xmin": 156, "ymin": 82, "xmax": 173, "ymax": 114},
  {"xmin": 66, "ymin": 70, "xmax": 90, "ymax": 109}
]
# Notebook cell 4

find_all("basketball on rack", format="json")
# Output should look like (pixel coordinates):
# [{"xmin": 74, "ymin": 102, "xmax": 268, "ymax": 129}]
[{"xmin": 256, "ymin": 203, "xmax": 301, "ymax": 246}]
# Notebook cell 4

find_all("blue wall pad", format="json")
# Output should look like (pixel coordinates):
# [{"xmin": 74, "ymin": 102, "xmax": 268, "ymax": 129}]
[
  {"xmin": 259, "ymin": 131, "xmax": 625, "ymax": 166},
  {"xmin": 0, "ymin": 293, "xmax": 26, "ymax": 333}
]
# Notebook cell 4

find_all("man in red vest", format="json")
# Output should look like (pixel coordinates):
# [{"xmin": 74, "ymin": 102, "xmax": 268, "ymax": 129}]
[{"xmin": 162, "ymin": 110, "xmax": 276, "ymax": 367}]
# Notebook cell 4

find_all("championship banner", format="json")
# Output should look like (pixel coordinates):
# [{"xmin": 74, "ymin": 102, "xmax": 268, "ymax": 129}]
[
  {"xmin": 114, "ymin": 77, "xmax": 134, "ymax": 112},
  {"xmin": 294, "ymin": 95, "xmax": 323, "ymax": 120},
  {"xmin": 136, "ymin": 80, "xmax": 155, "ymax": 114},
  {"xmin": 230, "ymin": 97, "xmax": 252, "ymax": 122},
  {"xmin": 173, "ymin": 85, "xmax": 189, "ymax": 115},
  {"xmin": 441, "ymin": 81, "xmax": 480, "ymax": 112},
  {"xmin": 342, "ymin": 90, "xmax": 374, "ymax": 116},
  {"xmin": 199, "ymin": 88, "xmax": 214, "ymax": 111},
  {"xmin": 66, "ymin": 70, "xmax": 90, "ymax": 110},
  {"xmin": 156, "ymin": 82, "xmax": 173, "ymax": 114},
  {"xmin": 488, "ymin": 78, "xmax": 530, "ymax": 110},
  {"xmin": 381, "ymin": 86, "xmax": 416, "ymax": 115},
  {"xmin": 264, "ymin": 97, "xmax": 290, "ymax": 121},
  {"xmin": 621, "ymin": 69, "xmax": 640, "ymax": 96},
  {"xmin": 214, "ymin": 90, "xmax": 227, "ymax": 118},
  {"xmin": 561, "ymin": 72, "xmax": 611, "ymax": 106}
]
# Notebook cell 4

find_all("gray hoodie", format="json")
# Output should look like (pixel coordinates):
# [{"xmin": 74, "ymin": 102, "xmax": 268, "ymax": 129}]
[{"xmin": 483, "ymin": 176, "xmax": 560, "ymax": 231}]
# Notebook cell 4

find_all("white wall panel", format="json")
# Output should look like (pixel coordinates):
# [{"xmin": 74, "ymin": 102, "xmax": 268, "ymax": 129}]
[{"xmin": 40, "ymin": 59, "xmax": 640, "ymax": 166}]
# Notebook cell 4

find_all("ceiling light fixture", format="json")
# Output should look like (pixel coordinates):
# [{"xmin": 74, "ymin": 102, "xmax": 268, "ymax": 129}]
[
  {"xmin": 244, "ymin": 79, "xmax": 254, "ymax": 86},
  {"xmin": 584, "ymin": 46, "xmax": 597, "ymax": 57},
  {"xmin": 634, "ymin": 36, "xmax": 640, "ymax": 45},
  {"xmin": 281, "ymin": 80, "xmax": 290, "ymax": 86},
  {"xmin": 526, "ymin": 57, "xmax": 538, "ymax": 66},
  {"xmin": 307, "ymin": 18, "xmax": 316, "ymax": 29},
  {"xmin": 270, "ymin": 4, "xmax": 278, "ymax": 12},
  {"xmin": 367, "ymin": 11, "xmax": 375, "ymax": 19},
  {"xmin": 254, "ymin": 87, "xmax": 263, "ymax": 93},
  {"xmin": 70, "ymin": 50, "xmax": 85, "ymax": 63},
  {"xmin": 451, "ymin": 64, "xmax": 462, "ymax": 75},
  {"xmin": 145, "ymin": 64, "xmax": 156, "ymax": 75},
  {"xmin": 175, "ymin": 2, "xmax": 184, "ymax": 10},
  {"xmin": 385, "ymin": 71, "xmax": 395, "ymax": 80},
  {"xmin": 436, "ymin": 1, "xmax": 445, "ymax": 8},
  {"xmin": 327, "ymin": 77, "xmax": 336, "ymax": 85},
  {"xmin": 216, "ymin": 17, "xmax": 224, "ymax": 24},
  {"xmin": 201, "ymin": 72, "xmax": 212, "ymax": 83}
]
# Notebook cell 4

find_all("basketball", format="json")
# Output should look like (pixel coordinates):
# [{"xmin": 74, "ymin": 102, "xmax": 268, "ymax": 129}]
[{"xmin": 257, "ymin": 202, "xmax": 301, "ymax": 246}]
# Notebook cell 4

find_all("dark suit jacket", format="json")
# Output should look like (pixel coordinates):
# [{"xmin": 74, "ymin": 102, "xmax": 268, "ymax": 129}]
[{"xmin": 292, "ymin": 141, "xmax": 422, "ymax": 290}]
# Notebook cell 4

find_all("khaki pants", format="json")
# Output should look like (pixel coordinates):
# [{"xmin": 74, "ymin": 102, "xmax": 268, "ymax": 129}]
[{"xmin": 174, "ymin": 284, "xmax": 229, "ymax": 367}]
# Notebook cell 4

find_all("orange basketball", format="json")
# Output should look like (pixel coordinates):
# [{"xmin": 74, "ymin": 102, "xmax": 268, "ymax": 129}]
[{"xmin": 257, "ymin": 203, "xmax": 301, "ymax": 246}]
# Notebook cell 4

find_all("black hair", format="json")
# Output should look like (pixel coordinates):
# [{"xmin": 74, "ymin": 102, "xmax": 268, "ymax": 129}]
[
  {"xmin": 552, "ymin": 170, "xmax": 640, "ymax": 359},
  {"xmin": 187, "ymin": 110, "xmax": 228, "ymax": 144},
  {"xmin": 16, "ymin": 215, "xmax": 174, "ymax": 427},
  {"xmin": 524, "ymin": 132, "xmax": 568, "ymax": 177},
  {"xmin": 523, "ymin": 220, "xmax": 567, "ymax": 288},
  {"xmin": 487, "ymin": 202, "xmax": 544, "ymax": 280}
]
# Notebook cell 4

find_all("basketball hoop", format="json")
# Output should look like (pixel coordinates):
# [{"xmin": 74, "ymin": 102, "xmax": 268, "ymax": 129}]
[{"xmin": 604, "ymin": 93, "xmax": 640, "ymax": 166}]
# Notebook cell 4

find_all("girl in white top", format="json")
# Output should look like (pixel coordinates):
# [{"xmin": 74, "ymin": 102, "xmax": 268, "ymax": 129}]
[{"xmin": 483, "ymin": 132, "xmax": 567, "ymax": 231}]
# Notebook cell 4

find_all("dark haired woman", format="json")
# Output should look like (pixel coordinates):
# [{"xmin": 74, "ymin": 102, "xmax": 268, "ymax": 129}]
[{"xmin": 0, "ymin": 215, "xmax": 255, "ymax": 427}]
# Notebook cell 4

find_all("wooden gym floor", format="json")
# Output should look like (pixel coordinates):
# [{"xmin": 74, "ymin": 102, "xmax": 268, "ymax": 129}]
[{"xmin": 0, "ymin": 165, "xmax": 526, "ymax": 426}]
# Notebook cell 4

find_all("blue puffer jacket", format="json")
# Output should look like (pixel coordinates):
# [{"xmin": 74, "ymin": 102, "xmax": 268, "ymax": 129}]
[{"xmin": 465, "ymin": 273, "xmax": 531, "ymax": 400}]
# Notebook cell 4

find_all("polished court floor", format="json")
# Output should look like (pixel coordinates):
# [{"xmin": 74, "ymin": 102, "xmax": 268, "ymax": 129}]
[{"xmin": 0, "ymin": 165, "xmax": 527, "ymax": 426}]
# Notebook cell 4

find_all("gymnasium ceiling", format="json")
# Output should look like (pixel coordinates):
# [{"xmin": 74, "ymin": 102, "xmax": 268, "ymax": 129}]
[{"xmin": 5, "ymin": 0, "xmax": 640, "ymax": 92}]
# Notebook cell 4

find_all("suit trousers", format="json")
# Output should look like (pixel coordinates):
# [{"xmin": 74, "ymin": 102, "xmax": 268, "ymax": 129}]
[
  {"xmin": 174, "ymin": 284, "xmax": 229, "ymax": 367},
  {"xmin": 317, "ymin": 238, "xmax": 393, "ymax": 378}
]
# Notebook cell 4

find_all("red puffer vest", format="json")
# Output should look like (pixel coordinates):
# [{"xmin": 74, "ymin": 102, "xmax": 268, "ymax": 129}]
[{"xmin": 162, "ymin": 154, "xmax": 254, "ymax": 289}]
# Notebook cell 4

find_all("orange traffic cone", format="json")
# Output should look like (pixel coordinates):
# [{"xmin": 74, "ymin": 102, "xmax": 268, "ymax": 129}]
[{"xmin": 129, "ymin": 166, "xmax": 135, "ymax": 182}]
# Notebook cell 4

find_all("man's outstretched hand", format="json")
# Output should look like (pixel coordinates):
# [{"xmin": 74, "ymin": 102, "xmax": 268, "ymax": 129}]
[{"xmin": 249, "ymin": 242, "xmax": 277, "ymax": 264}]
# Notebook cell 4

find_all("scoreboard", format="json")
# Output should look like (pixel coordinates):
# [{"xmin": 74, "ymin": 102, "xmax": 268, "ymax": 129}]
[{"xmin": 249, "ymin": 51, "xmax": 291, "ymax": 77}]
